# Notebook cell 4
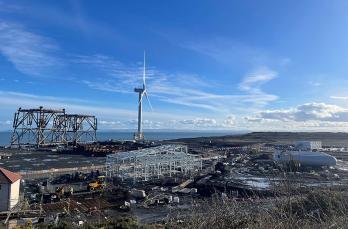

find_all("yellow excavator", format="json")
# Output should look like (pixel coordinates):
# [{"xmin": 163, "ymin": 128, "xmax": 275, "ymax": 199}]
[{"xmin": 87, "ymin": 175, "xmax": 106, "ymax": 191}]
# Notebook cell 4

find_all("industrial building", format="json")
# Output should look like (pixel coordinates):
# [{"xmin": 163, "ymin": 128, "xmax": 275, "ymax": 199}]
[
  {"xmin": 274, "ymin": 150, "xmax": 337, "ymax": 167},
  {"xmin": 106, "ymin": 145, "xmax": 202, "ymax": 182},
  {"xmin": 0, "ymin": 167, "xmax": 21, "ymax": 212}
]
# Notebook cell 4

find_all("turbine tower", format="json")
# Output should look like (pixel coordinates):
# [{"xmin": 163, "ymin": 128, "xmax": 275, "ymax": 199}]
[{"xmin": 134, "ymin": 51, "xmax": 152, "ymax": 141}]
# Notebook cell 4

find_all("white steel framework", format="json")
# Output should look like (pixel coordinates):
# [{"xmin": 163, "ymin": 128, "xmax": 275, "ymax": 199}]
[{"xmin": 106, "ymin": 145, "xmax": 202, "ymax": 182}]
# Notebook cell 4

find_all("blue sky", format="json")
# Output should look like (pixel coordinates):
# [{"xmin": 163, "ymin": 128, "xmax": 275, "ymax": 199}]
[{"xmin": 1, "ymin": 0, "xmax": 348, "ymax": 131}]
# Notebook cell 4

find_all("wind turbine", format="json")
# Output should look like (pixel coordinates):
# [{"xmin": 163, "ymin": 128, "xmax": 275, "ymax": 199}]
[{"xmin": 134, "ymin": 51, "xmax": 152, "ymax": 141}]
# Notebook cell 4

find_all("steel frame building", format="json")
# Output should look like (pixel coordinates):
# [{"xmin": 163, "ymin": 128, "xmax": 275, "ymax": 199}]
[
  {"xmin": 106, "ymin": 145, "xmax": 202, "ymax": 182},
  {"xmin": 10, "ymin": 107, "xmax": 97, "ymax": 148}
]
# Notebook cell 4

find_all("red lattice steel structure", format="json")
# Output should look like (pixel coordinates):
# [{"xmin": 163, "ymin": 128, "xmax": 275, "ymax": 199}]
[{"xmin": 10, "ymin": 106, "xmax": 97, "ymax": 148}]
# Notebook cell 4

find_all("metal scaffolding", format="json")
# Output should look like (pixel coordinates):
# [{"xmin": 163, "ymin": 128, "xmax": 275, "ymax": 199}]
[
  {"xmin": 106, "ymin": 145, "xmax": 202, "ymax": 182},
  {"xmin": 11, "ymin": 107, "xmax": 65, "ymax": 148},
  {"xmin": 58, "ymin": 114, "xmax": 97, "ymax": 145},
  {"xmin": 10, "ymin": 107, "xmax": 97, "ymax": 148}
]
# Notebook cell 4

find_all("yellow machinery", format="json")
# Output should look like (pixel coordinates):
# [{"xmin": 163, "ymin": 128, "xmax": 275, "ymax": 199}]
[{"xmin": 88, "ymin": 175, "xmax": 106, "ymax": 191}]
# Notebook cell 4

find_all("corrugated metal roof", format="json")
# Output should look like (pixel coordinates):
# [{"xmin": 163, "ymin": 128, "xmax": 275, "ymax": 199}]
[{"xmin": 0, "ymin": 167, "xmax": 21, "ymax": 184}]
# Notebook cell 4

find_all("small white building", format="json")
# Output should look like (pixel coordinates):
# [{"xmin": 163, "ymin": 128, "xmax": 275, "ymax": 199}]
[
  {"xmin": 295, "ymin": 141, "xmax": 322, "ymax": 151},
  {"xmin": 0, "ymin": 167, "xmax": 21, "ymax": 211}
]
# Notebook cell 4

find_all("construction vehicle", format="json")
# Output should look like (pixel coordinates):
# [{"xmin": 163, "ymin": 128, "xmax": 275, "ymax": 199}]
[
  {"xmin": 87, "ymin": 176, "xmax": 106, "ymax": 191},
  {"xmin": 142, "ymin": 193, "xmax": 172, "ymax": 207}
]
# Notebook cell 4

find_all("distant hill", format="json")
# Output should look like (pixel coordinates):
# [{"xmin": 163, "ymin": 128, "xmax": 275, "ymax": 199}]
[{"xmin": 167, "ymin": 132, "xmax": 348, "ymax": 147}]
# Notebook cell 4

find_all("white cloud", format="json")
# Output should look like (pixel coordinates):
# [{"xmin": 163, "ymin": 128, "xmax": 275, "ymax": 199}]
[
  {"xmin": 223, "ymin": 115, "xmax": 236, "ymax": 127},
  {"xmin": 0, "ymin": 22, "xmax": 61, "ymax": 76},
  {"xmin": 308, "ymin": 81, "xmax": 321, "ymax": 87},
  {"xmin": 82, "ymin": 80, "xmax": 131, "ymax": 94},
  {"xmin": 0, "ymin": 22, "xmax": 277, "ymax": 114},
  {"xmin": 0, "ymin": 120, "xmax": 12, "ymax": 125},
  {"xmin": 179, "ymin": 118, "xmax": 217, "ymax": 127},
  {"xmin": 72, "ymin": 54, "xmax": 142, "ymax": 84},
  {"xmin": 0, "ymin": 21, "xmax": 278, "ymax": 121},
  {"xmin": 181, "ymin": 37, "xmax": 291, "ymax": 70},
  {"xmin": 239, "ymin": 67, "xmax": 277, "ymax": 93},
  {"xmin": 75, "ymin": 54, "xmax": 278, "ymax": 112},
  {"xmin": 0, "ymin": 1, "xmax": 22, "ymax": 12},
  {"xmin": 237, "ymin": 67, "xmax": 278, "ymax": 105},
  {"xmin": 279, "ymin": 58, "xmax": 291, "ymax": 66},
  {"xmin": 330, "ymin": 96, "xmax": 348, "ymax": 100},
  {"xmin": 0, "ymin": 90, "xmax": 203, "ymax": 130},
  {"xmin": 99, "ymin": 120, "xmax": 122, "ymax": 126},
  {"xmin": 98, "ymin": 117, "xmax": 224, "ymax": 130},
  {"xmin": 98, "ymin": 119, "xmax": 164, "ymax": 129},
  {"xmin": 256, "ymin": 102, "xmax": 348, "ymax": 122},
  {"xmin": 3, "ymin": 90, "xmax": 348, "ymax": 131},
  {"xmin": 182, "ymin": 37, "xmax": 268, "ymax": 66},
  {"xmin": 0, "ymin": 91, "xmax": 134, "ymax": 119}
]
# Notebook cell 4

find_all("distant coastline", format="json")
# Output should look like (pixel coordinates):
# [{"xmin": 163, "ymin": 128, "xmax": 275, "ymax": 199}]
[{"xmin": 0, "ymin": 130, "xmax": 246, "ymax": 147}]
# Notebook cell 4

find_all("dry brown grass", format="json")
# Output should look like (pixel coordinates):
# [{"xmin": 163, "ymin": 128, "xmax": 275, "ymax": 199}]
[{"xmin": 166, "ymin": 189, "xmax": 348, "ymax": 229}]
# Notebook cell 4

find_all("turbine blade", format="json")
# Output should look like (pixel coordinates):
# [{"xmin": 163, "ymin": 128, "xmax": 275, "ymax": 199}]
[
  {"xmin": 138, "ymin": 93, "xmax": 144, "ymax": 106},
  {"xmin": 144, "ymin": 91, "xmax": 153, "ymax": 111},
  {"xmin": 143, "ymin": 51, "xmax": 146, "ymax": 88}
]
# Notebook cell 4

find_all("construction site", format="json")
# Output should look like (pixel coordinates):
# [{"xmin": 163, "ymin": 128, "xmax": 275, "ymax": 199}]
[
  {"xmin": 2, "ymin": 114, "xmax": 348, "ymax": 228},
  {"xmin": 1, "ymin": 58, "xmax": 348, "ymax": 228}
]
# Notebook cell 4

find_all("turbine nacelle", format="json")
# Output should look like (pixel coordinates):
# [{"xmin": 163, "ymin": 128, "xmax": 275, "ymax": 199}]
[{"xmin": 134, "ymin": 88, "xmax": 145, "ymax": 93}]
